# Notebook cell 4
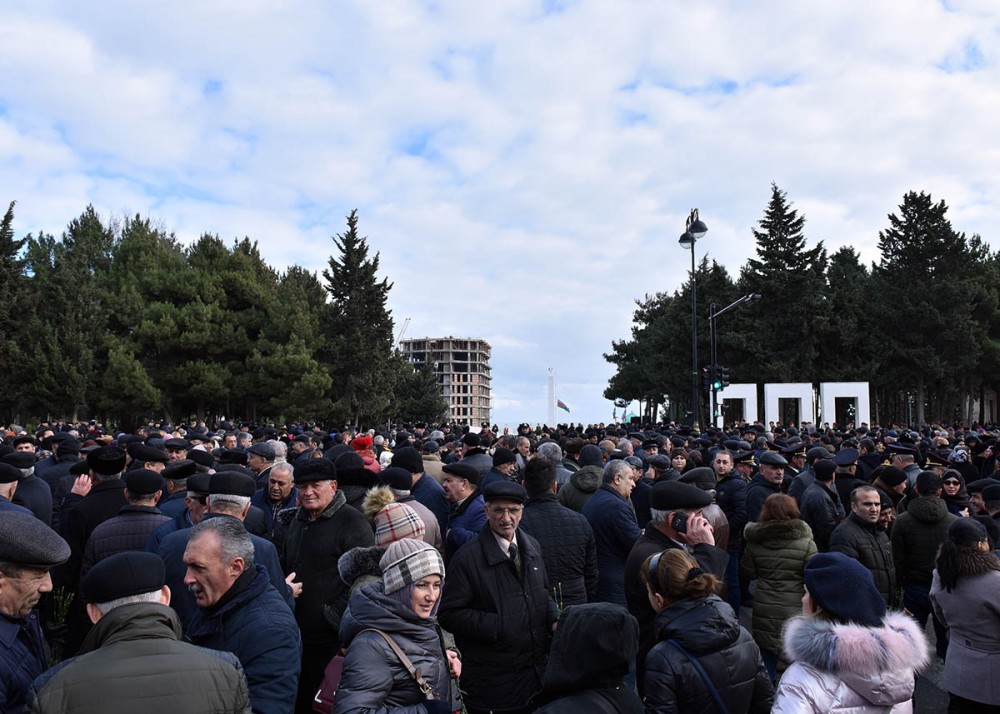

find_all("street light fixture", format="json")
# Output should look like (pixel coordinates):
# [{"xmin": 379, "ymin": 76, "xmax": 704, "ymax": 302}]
[
  {"xmin": 678, "ymin": 208, "xmax": 707, "ymax": 426},
  {"xmin": 709, "ymin": 292, "xmax": 761, "ymax": 427}
]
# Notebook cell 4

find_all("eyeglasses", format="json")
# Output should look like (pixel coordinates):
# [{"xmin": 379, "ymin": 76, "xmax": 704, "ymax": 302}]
[{"xmin": 943, "ymin": 480, "xmax": 960, "ymax": 486}]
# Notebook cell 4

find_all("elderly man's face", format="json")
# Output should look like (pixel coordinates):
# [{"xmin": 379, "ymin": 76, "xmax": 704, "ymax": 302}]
[
  {"xmin": 14, "ymin": 442, "xmax": 35, "ymax": 454},
  {"xmin": 183, "ymin": 532, "xmax": 243, "ymax": 609},
  {"xmin": 267, "ymin": 471, "xmax": 295, "ymax": 502},
  {"xmin": 166, "ymin": 448, "xmax": 187, "ymax": 462},
  {"xmin": 0, "ymin": 566, "xmax": 53, "ymax": 618},
  {"xmin": 298, "ymin": 480, "xmax": 336, "ymax": 516},
  {"xmin": 223, "ymin": 435, "xmax": 237, "ymax": 450},
  {"xmin": 760, "ymin": 463, "xmax": 785, "ymax": 485},
  {"xmin": 247, "ymin": 452, "xmax": 269, "ymax": 474},
  {"xmin": 485, "ymin": 499, "xmax": 523, "ymax": 541}
]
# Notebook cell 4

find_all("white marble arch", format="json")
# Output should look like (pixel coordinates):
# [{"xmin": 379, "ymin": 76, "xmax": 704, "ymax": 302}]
[
  {"xmin": 764, "ymin": 383, "xmax": 815, "ymax": 426},
  {"xmin": 819, "ymin": 382, "xmax": 870, "ymax": 427},
  {"xmin": 715, "ymin": 383, "xmax": 758, "ymax": 427}
]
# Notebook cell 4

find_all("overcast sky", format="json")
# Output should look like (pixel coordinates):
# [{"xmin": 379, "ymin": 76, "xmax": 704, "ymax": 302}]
[{"xmin": 2, "ymin": 1, "xmax": 999, "ymax": 427}]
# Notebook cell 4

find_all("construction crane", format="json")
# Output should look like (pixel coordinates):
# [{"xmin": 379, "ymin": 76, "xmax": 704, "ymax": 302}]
[{"xmin": 394, "ymin": 317, "xmax": 411, "ymax": 349}]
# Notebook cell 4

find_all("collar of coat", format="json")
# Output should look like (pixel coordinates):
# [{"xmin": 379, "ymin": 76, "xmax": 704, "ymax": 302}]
[{"xmin": 295, "ymin": 488, "xmax": 347, "ymax": 521}]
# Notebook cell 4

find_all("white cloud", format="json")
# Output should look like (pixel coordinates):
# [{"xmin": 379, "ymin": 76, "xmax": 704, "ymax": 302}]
[{"xmin": 2, "ymin": 0, "xmax": 1000, "ymax": 424}]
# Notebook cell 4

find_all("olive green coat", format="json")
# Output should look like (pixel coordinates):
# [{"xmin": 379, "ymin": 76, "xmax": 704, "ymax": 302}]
[{"xmin": 741, "ymin": 519, "xmax": 817, "ymax": 653}]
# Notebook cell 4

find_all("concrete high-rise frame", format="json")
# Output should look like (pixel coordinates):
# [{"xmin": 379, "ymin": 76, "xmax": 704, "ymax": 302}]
[{"xmin": 399, "ymin": 337, "xmax": 492, "ymax": 427}]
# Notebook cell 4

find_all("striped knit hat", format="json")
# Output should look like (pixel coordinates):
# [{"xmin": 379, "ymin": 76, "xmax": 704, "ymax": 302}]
[
  {"xmin": 380, "ymin": 539, "xmax": 444, "ymax": 594},
  {"xmin": 373, "ymin": 502, "xmax": 426, "ymax": 547}
]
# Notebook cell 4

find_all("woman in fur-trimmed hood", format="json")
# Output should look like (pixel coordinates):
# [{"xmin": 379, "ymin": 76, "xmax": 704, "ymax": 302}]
[
  {"xmin": 930, "ymin": 517, "xmax": 1000, "ymax": 712},
  {"xmin": 772, "ymin": 552, "xmax": 930, "ymax": 714}
]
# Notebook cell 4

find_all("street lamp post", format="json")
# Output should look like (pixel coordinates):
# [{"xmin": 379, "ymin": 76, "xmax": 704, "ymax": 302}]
[
  {"xmin": 678, "ymin": 209, "xmax": 708, "ymax": 427},
  {"xmin": 709, "ymin": 292, "xmax": 761, "ymax": 427}
]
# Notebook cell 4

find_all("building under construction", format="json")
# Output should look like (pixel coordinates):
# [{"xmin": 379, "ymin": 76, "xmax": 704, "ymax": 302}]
[{"xmin": 399, "ymin": 337, "xmax": 492, "ymax": 427}]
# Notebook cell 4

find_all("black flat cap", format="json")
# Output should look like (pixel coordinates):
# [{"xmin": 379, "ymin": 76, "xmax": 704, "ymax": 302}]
[
  {"xmin": 133, "ymin": 444, "xmax": 169, "ymax": 464},
  {"xmin": 69, "ymin": 459, "xmax": 90, "ymax": 476},
  {"xmin": 650, "ymin": 481, "xmax": 712, "ymax": 510},
  {"xmin": 124, "ymin": 469, "xmax": 164, "ymax": 495},
  {"xmin": 461, "ymin": 432, "xmax": 480, "ymax": 447},
  {"xmin": 11, "ymin": 435, "xmax": 35, "ymax": 447},
  {"xmin": 887, "ymin": 443, "xmax": 917, "ymax": 456},
  {"xmin": 187, "ymin": 472, "xmax": 212, "ymax": 495},
  {"xmin": 164, "ymin": 438, "xmax": 190, "ymax": 450},
  {"xmin": 294, "ymin": 458, "xmax": 338, "ymax": 483},
  {"xmin": 442, "ymin": 462, "xmax": 480, "ymax": 486},
  {"xmin": 87, "ymin": 446, "xmax": 127, "ymax": 475},
  {"xmin": 81, "ymin": 551, "xmax": 165, "ymax": 604},
  {"xmin": 162, "ymin": 459, "xmax": 197, "ymax": 481},
  {"xmin": 0, "ymin": 512, "xmax": 70, "ymax": 568},
  {"xmin": 209, "ymin": 472, "xmax": 256, "ymax": 497},
  {"xmin": 759, "ymin": 451, "xmax": 788, "ymax": 467},
  {"xmin": 678, "ymin": 467, "xmax": 716, "ymax": 491},
  {"xmin": 3, "ymin": 451, "xmax": 35, "ymax": 469},
  {"xmin": 982, "ymin": 483, "xmax": 1000, "ymax": 502},
  {"xmin": 0, "ymin": 462, "xmax": 23, "ymax": 484},
  {"xmin": 187, "ymin": 449, "xmax": 215, "ymax": 469},
  {"xmin": 246, "ymin": 442, "xmax": 276, "ymax": 460},
  {"xmin": 378, "ymin": 466, "xmax": 413, "ymax": 491},
  {"xmin": 217, "ymin": 449, "xmax": 248, "ymax": 466},
  {"xmin": 214, "ymin": 464, "xmax": 255, "ymax": 480},
  {"xmin": 391, "ymin": 446, "xmax": 424, "ymax": 473},
  {"xmin": 482, "ymin": 481, "xmax": 527, "ymax": 504}
]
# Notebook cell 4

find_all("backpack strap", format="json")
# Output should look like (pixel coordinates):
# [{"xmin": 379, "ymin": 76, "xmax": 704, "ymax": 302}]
[
  {"xmin": 357, "ymin": 628, "xmax": 437, "ymax": 700},
  {"xmin": 665, "ymin": 639, "xmax": 729, "ymax": 714}
]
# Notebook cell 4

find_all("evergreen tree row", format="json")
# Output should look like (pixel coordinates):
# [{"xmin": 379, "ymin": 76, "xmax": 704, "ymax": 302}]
[
  {"xmin": 0, "ymin": 204, "xmax": 448, "ymax": 430},
  {"xmin": 605, "ymin": 185, "xmax": 1000, "ymax": 426}
]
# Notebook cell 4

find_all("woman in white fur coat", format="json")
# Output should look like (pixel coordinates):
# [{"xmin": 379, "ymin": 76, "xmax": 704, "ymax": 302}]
[{"xmin": 772, "ymin": 551, "xmax": 930, "ymax": 713}]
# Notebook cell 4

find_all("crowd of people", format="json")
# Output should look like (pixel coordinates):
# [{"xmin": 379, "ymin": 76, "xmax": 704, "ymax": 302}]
[{"xmin": 1, "ymin": 418, "xmax": 999, "ymax": 713}]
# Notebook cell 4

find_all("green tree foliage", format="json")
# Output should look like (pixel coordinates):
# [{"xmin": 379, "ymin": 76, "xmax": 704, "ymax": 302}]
[
  {"xmin": 321, "ymin": 210, "xmax": 397, "ymax": 426},
  {"xmin": 737, "ymin": 184, "xmax": 827, "ymax": 384},
  {"xmin": 0, "ymin": 201, "xmax": 29, "ymax": 422},
  {"xmin": 390, "ymin": 358, "xmax": 450, "ymax": 423}
]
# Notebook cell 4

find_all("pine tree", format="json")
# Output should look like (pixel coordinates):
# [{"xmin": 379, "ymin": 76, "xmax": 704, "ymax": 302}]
[
  {"xmin": 321, "ymin": 210, "xmax": 397, "ymax": 426},
  {"xmin": 738, "ymin": 184, "xmax": 827, "ymax": 384},
  {"xmin": 0, "ymin": 202, "xmax": 28, "ymax": 422}
]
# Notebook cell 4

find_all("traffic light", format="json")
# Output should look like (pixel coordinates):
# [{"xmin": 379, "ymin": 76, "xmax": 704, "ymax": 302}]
[{"xmin": 718, "ymin": 365, "xmax": 731, "ymax": 389}]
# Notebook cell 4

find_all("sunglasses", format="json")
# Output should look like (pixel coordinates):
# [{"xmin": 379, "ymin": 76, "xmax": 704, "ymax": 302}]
[{"xmin": 943, "ymin": 479, "xmax": 960, "ymax": 486}]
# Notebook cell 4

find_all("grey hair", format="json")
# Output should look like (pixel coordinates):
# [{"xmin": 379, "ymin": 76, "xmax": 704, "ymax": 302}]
[
  {"xmin": 94, "ymin": 590, "xmax": 162, "ymax": 615},
  {"xmin": 537, "ymin": 442, "xmax": 563, "ymax": 461},
  {"xmin": 603, "ymin": 459, "xmax": 632, "ymax": 485},
  {"xmin": 189, "ymin": 517, "xmax": 255, "ymax": 570},
  {"xmin": 650, "ymin": 507, "xmax": 670, "ymax": 526},
  {"xmin": 208, "ymin": 494, "xmax": 251, "ymax": 516},
  {"xmin": 271, "ymin": 440, "xmax": 287, "ymax": 461},
  {"xmin": 18, "ymin": 467, "xmax": 34, "ymax": 479},
  {"xmin": 270, "ymin": 461, "xmax": 293, "ymax": 480}
]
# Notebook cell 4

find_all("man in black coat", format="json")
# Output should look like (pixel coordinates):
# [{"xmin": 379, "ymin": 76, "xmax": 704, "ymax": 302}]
[
  {"xmin": 799, "ymin": 459, "xmax": 844, "ymax": 552},
  {"xmin": 746, "ymin": 451, "xmax": 786, "ymax": 523},
  {"xmin": 622, "ymin": 480, "xmax": 729, "ymax": 693},
  {"xmin": 712, "ymin": 450, "xmax": 747, "ymax": 612},
  {"xmin": 278, "ymin": 458, "xmax": 374, "ymax": 713},
  {"xmin": 438, "ymin": 481, "xmax": 559, "ymax": 714},
  {"xmin": 518, "ymin": 457, "xmax": 598, "ymax": 607},
  {"xmin": 829, "ymin": 484, "xmax": 896, "ymax": 605}
]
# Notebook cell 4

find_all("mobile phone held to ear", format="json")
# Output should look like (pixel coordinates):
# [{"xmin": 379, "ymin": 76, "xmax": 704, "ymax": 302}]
[{"xmin": 670, "ymin": 512, "xmax": 688, "ymax": 533}]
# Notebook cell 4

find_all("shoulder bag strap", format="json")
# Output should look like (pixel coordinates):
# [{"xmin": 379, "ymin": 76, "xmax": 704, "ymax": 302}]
[
  {"xmin": 358, "ymin": 628, "xmax": 437, "ymax": 700},
  {"xmin": 665, "ymin": 639, "xmax": 729, "ymax": 714}
]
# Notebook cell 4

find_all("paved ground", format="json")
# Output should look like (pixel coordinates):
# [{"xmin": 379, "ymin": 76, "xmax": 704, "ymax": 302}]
[{"xmin": 738, "ymin": 606, "xmax": 949, "ymax": 711}]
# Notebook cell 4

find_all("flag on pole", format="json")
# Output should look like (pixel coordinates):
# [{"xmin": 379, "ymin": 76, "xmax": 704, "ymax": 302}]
[{"xmin": 556, "ymin": 400, "xmax": 570, "ymax": 413}]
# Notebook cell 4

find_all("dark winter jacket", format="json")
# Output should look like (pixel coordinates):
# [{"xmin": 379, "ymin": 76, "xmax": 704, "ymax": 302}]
[
  {"xmin": 623, "ymin": 526, "xmax": 729, "ymax": 691},
  {"xmin": 458, "ymin": 448, "xmax": 492, "ymax": 478},
  {"xmin": 787, "ymin": 467, "xmax": 816, "ymax": 505},
  {"xmin": 80, "ymin": 505, "xmax": 170, "ymax": 578},
  {"xmin": 443, "ymin": 491, "xmax": 485, "ymax": 563},
  {"xmin": 799, "ymin": 481, "xmax": 843, "ymax": 552},
  {"xmin": 715, "ymin": 473, "xmax": 749, "ymax": 552},
  {"xmin": 279, "ymin": 490, "xmax": 375, "ymax": 658},
  {"xmin": 29, "ymin": 603, "xmax": 250, "ymax": 714},
  {"xmin": 745, "ymin": 473, "xmax": 780, "ymax": 523},
  {"xmin": 556, "ymin": 465, "xmax": 603, "ymax": 512},
  {"xmin": 11, "ymin": 475, "xmax": 52, "ymax": 528},
  {"xmin": 581, "ymin": 485, "xmax": 641, "ymax": 606},
  {"xmin": 834, "ymin": 474, "xmax": 866, "ymax": 513},
  {"xmin": 519, "ymin": 492, "xmax": 598, "ymax": 606},
  {"xmin": 644, "ymin": 595, "xmax": 773, "ymax": 714},
  {"xmin": 631, "ymin": 476, "xmax": 653, "ymax": 527},
  {"xmin": 411, "ymin": 474, "xmax": 450, "ymax": 534},
  {"xmin": 741, "ymin": 519, "xmax": 816, "ymax": 653},
  {"xmin": 891, "ymin": 495, "xmax": 956, "ymax": 587},
  {"xmin": 438, "ymin": 527, "xmax": 559, "ymax": 713},
  {"xmin": 829, "ymin": 512, "xmax": 896, "ymax": 604},
  {"xmin": 58, "ymin": 479, "xmax": 128, "ymax": 589},
  {"xmin": 187, "ymin": 567, "xmax": 302, "ymax": 714},
  {"xmin": 157, "ymin": 490, "xmax": 188, "ymax": 519},
  {"xmin": 250, "ymin": 487, "xmax": 297, "ymax": 542},
  {"xmin": 335, "ymin": 582, "xmax": 455, "ymax": 714},
  {"xmin": 531, "ymin": 604, "xmax": 643, "ymax": 714},
  {"xmin": 0, "ymin": 607, "xmax": 49, "ymax": 714},
  {"xmin": 144, "ymin": 508, "xmax": 194, "ymax": 553}
]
